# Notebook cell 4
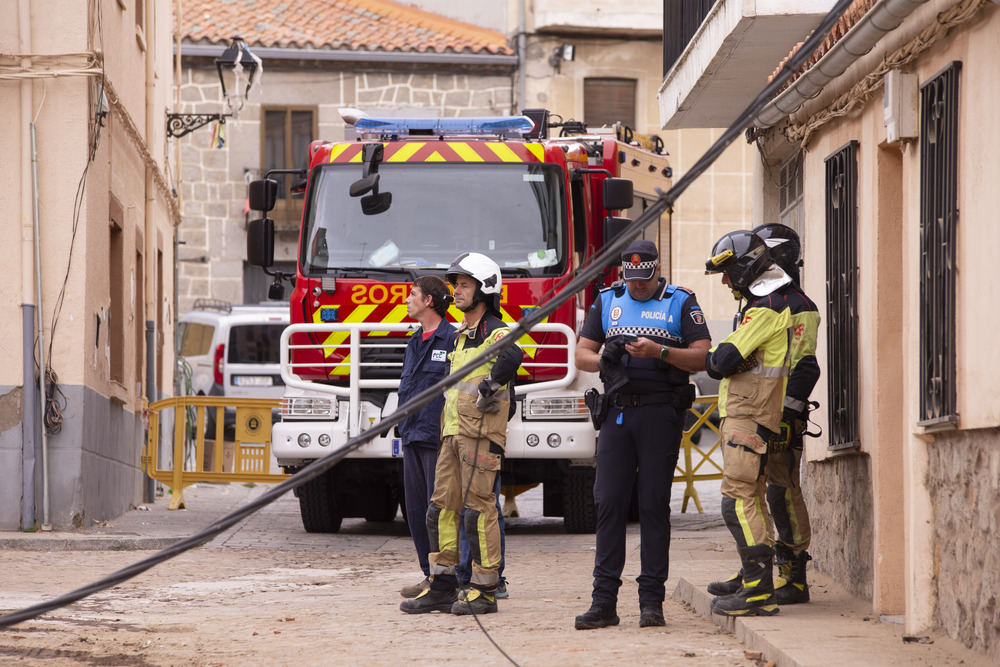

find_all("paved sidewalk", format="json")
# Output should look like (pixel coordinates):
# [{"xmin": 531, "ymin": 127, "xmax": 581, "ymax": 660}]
[{"xmin": 0, "ymin": 482, "xmax": 990, "ymax": 666}]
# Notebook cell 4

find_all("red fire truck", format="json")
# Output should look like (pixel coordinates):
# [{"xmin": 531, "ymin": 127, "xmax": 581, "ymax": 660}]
[{"xmin": 246, "ymin": 110, "xmax": 672, "ymax": 533}]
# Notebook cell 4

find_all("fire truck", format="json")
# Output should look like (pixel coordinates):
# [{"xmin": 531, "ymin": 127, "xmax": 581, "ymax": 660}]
[{"xmin": 245, "ymin": 109, "xmax": 672, "ymax": 534}]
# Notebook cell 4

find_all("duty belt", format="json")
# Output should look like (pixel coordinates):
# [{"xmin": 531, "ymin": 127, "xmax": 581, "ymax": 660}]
[{"xmin": 610, "ymin": 391, "xmax": 677, "ymax": 408}]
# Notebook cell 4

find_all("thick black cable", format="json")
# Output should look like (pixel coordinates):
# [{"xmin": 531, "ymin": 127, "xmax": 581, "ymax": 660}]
[{"xmin": 0, "ymin": 0, "xmax": 853, "ymax": 631}]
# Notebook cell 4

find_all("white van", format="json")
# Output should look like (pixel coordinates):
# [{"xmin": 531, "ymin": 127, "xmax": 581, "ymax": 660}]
[{"xmin": 177, "ymin": 299, "xmax": 289, "ymax": 434}]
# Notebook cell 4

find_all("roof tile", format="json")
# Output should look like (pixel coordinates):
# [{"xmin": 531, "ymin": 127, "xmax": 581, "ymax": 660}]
[{"xmin": 179, "ymin": 0, "xmax": 513, "ymax": 55}]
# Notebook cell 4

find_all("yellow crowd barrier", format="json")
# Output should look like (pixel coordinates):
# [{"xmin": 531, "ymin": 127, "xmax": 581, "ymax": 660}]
[
  {"xmin": 143, "ymin": 396, "xmax": 289, "ymax": 510},
  {"xmin": 674, "ymin": 397, "xmax": 723, "ymax": 513}
]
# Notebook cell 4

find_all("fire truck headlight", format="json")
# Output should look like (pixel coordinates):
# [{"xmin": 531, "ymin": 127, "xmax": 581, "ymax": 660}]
[
  {"xmin": 297, "ymin": 433, "xmax": 311, "ymax": 448},
  {"xmin": 318, "ymin": 434, "xmax": 331, "ymax": 447},
  {"xmin": 526, "ymin": 434, "xmax": 539, "ymax": 447},
  {"xmin": 546, "ymin": 434, "xmax": 561, "ymax": 448}
]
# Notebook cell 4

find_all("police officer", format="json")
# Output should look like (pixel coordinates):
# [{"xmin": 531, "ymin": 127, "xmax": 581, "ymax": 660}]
[
  {"xmin": 400, "ymin": 253, "xmax": 522, "ymax": 616},
  {"xmin": 703, "ymin": 230, "xmax": 792, "ymax": 617},
  {"xmin": 574, "ymin": 239, "xmax": 711, "ymax": 630}
]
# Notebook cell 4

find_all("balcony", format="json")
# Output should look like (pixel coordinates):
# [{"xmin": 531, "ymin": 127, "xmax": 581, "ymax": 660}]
[
  {"xmin": 533, "ymin": 0, "xmax": 663, "ymax": 36},
  {"xmin": 658, "ymin": 0, "xmax": 834, "ymax": 129}
]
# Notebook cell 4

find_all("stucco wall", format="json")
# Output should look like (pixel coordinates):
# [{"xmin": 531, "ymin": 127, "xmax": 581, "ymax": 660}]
[{"xmin": 926, "ymin": 429, "xmax": 1000, "ymax": 661}]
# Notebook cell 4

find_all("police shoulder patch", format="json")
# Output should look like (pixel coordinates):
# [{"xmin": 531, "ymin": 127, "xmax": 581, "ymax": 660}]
[{"xmin": 690, "ymin": 310, "xmax": 705, "ymax": 325}]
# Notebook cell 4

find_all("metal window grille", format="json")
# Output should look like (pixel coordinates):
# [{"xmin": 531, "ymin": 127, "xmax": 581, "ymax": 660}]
[
  {"xmin": 918, "ymin": 62, "xmax": 961, "ymax": 429},
  {"xmin": 663, "ymin": 0, "xmax": 719, "ymax": 76},
  {"xmin": 779, "ymin": 152, "xmax": 805, "ymax": 245},
  {"xmin": 824, "ymin": 141, "xmax": 860, "ymax": 450}
]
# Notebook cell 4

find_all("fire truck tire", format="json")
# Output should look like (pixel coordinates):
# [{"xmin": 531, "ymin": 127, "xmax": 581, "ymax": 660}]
[
  {"xmin": 297, "ymin": 472, "xmax": 343, "ymax": 533},
  {"xmin": 363, "ymin": 486, "xmax": 399, "ymax": 522},
  {"xmin": 562, "ymin": 468, "xmax": 597, "ymax": 534}
]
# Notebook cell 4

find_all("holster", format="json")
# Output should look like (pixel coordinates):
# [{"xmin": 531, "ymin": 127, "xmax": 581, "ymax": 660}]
[
  {"xmin": 672, "ymin": 383, "xmax": 696, "ymax": 410},
  {"xmin": 583, "ymin": 388, "xmax": 610, "ymax": 429}
]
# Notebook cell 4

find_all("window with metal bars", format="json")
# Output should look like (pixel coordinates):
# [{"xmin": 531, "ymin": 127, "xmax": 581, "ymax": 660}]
[
  {"xmin": 824, "ymin": 141, "xmax": 860, "ymax": 450},
  {"xmin": 917, "ymin": 62, "xmax": 960, "ymax": 430},
  {"xmin": 779, "ymin": 151, "xmax": 805, "ymax": 247}
]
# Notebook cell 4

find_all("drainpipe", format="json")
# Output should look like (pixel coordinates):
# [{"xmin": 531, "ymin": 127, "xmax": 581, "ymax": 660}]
[
  {"xmin": 173, "ymin": 0, "xmax": 183, "ymax": 401},
  {"xmin": 752, "ymin": 0, "xmax": 930, "ymax": 128},
  {"xmin": 31, "ymin": 124, "xmax": 52, "ymax": 532},
  {"xmin": 18, "ymin": 0, "xmax": 36, "ymax": 531},
  {"xmin": 518, "ymin": 0, "xmax": 526, "ymax": 113},
  {"xmin": 144, "ymin": 0, "xmax": 157, "ymax": 503}
]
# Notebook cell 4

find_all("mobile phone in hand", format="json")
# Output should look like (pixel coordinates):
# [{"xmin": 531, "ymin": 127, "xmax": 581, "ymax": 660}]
[{"xmin": 623, "ymin": 333, "xmax": 638, "ymax": 344}]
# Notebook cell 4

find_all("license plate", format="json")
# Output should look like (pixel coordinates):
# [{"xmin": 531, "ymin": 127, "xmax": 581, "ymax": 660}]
[{"xmin": 234, "ymin": 375, "xmax": 273, "ymax": 387}]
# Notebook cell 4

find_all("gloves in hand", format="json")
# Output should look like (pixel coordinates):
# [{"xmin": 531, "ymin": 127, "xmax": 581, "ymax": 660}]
[
  {"xmin": 770, "ymin": 407, "xmax": 803, "ymax": 453},
  {"xmin": 734, "ymin": 353, "xmax": 759, "ymax": 374},
  {"xmin": 476, "ymin": 377, "xmax": 502, "ymax": 413},
  {"xmin": 601, "ymin": 338, "xmax": 627, "ymax": 366}
]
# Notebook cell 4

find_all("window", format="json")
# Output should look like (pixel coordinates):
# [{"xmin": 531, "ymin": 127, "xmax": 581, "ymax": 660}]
[
  {"xmin": 109, "ymin": 197, "xmax": 125, "ymax": 385},
  {"xmin": 262, "ymin": 107, "xmax": 316, "ymax": 230},
  {"xmin": 824, "ymin": 140, "xmax": 860, "ymax": 450},
  {"xmin": 584, "ymin": 78, "xmax": 636, "ymax": 130},
  {"xmin": 779, "ymin": 151, "xmax": 805, "ymax": 242},
  {"xmin": 918, "ymin": 62, "xmax": 960, "ymax": 429},
  {"xmin": 135, "ymin": 246, "xmax": 144, "ymax": 389},
  {"xmin": 179, "ymin": 323, "xmax": 215, "ymax": 357}
]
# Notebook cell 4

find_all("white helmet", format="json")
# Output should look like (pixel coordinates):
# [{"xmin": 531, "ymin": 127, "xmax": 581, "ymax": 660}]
[{"xmin": 446, "ymin": 252, "xmax": 502, "ymax": 314}]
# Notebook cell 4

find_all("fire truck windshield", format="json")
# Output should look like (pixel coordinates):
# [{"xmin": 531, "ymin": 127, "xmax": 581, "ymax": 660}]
[{"xmin": 301, "ymin": 162, "xmax": 567, "ymax": 277}]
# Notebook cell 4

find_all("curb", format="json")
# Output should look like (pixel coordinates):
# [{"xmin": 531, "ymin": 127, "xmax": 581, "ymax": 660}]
[{"xmin": 0, "ymin": 537, "xmax": 185, "ymax": 552}]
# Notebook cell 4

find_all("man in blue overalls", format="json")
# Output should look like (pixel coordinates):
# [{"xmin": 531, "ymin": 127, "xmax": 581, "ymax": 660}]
[{"xmin": 574, "ymin": 240, "xmax": 712, "ymax": 629}]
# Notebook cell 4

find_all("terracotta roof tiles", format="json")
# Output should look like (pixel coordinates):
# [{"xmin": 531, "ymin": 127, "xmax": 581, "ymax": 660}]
[{"xmin": 179, "ymin": 0, "xmax": 513, "ymax": 55}]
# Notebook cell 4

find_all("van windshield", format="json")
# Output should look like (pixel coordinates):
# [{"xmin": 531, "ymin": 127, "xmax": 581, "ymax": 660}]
[
  {"xmin": 227, "ymin": 324, "xmax": 285, "ymax": 364},
  {"xmin": 301, "ymin": 162, "xmax": 567, "ymax": 277}
]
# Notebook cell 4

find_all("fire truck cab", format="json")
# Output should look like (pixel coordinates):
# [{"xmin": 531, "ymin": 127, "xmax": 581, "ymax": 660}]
[{"xmin": 246, "ymin": 110, "xmax": 672, "ymax": 534}]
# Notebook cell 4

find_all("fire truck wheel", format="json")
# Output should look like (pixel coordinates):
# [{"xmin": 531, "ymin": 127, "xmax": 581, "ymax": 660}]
[
  {"xmin": 563, "ymin": 468, "xmax": 597, "ymax": 534},
  {"xmin": 364, "ymin": 486, "xmax": 399, "ymax": 523},
  {"xmin": 297, "ymin": 470, "xmax": 344, "ymax": 533}
]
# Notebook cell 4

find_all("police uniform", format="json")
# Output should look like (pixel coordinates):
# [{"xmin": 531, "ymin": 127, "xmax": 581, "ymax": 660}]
[
  {"xmin": 579, "ymin": 277, "xmax": 710, "ymax": 609},
  {"xmin": 426, "ymin": 311, "xmax": 522, "ymax": 595}
]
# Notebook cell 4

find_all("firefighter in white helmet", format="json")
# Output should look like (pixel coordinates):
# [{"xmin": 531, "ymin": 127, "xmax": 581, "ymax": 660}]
[{"xmin": 400, "ymin": 252, "xmax": 523, "ymax": 616}]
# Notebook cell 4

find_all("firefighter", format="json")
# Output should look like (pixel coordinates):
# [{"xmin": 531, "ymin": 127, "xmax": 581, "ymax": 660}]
[
  {"xmin": 703, "ymin": 229, "xmax": 792, "ymax": 617},
  {"xmin": 397, "ymin": 278, "xmax": 509, "ymax": 602},
  {"xmin": 755, "ymin": 224, "xmax": 819, "ymax": 604},
  {"xmin": 400, "ymin": 253, "xmax": 522, "ymax": 616},
  {"xmin": 573, "ymin": 239, "xmax": 711, "ymax": 630}
]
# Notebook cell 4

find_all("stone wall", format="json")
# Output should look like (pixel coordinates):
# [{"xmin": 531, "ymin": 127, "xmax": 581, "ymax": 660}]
[
  {"xmin": 175, "ymin": 64, "xmax": 514, "ymax": 315},
  {"xmin": 926, "ymin": 428, "xmax": 1000, "ymax": 661},
  {"xmin": 801, "ymin": 452, "xmax": 875, "ymax": 601}
]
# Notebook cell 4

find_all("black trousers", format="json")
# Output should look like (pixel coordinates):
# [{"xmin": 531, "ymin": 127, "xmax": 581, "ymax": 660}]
[{"xmin": 591, "ymin": 403, "xmax": 683, "ymax": 606}]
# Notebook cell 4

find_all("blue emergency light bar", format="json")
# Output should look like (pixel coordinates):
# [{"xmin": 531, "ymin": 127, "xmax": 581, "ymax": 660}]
[{"xmin": 353, "ymin": 115, "xmax": 536, "ymax": 137}]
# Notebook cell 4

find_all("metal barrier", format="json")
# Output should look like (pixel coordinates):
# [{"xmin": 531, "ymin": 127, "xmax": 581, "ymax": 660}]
[
  {"xmin": 674, "ymin": 397, "xmax": 723, "ymax": 513},
  {"xmin": 143, "ymin": 396, "xmax": 288, "ymax": 510}
]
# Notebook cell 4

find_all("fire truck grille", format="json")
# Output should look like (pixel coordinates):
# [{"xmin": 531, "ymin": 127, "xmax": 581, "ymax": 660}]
[{"xmin": 359, "ymin": 339, "xmax": 407, "ymax": 380}]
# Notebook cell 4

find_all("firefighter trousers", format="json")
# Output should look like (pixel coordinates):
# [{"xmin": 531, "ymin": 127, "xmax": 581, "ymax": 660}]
[
  {"xmin": 426, "ymin": 434, "xmax": 502, "ymax": 592},
  {"xmin": 719, "ymin": 418, "xmax": 774, "ymax": 550},
  {"xmin": 766, "ymin": 438, "xmax": 811, "ymax": 554}
]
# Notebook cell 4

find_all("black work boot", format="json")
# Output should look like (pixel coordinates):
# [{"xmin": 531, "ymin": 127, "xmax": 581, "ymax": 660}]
[
  {"xmin": 775, "ymin": 549, "xmax": 811, "ymax": 605},
  {"xmin": 711, "ymin": 545, "xmax": 779, "ymax": 617},
  {"xmin": 707, "ymin": 569, "xmax": 743, "ymax": 596},
  {"xmin": 451, "ymin": 588, "xmax": 498, "ymax": 615},
  {"xmin": 638, "ymin": 602, "xmax": 665, "ymax": 628},
  {"xmin": 574, "ymin": 603, "xmax": 620, "ymax": 630},
  {"xmin": 400, "ymin": 587, "xmax": 458, "ymax": 614}
]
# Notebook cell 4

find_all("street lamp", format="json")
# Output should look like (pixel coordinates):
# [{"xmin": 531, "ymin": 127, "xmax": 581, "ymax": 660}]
[{"xmin": 166, "ymin": 36, "xmax": 262, "ymax": 139}]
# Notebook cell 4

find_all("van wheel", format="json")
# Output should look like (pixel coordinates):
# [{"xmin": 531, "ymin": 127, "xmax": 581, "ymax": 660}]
[
  {"xmin": 297, "ymin": 470, "xmax": 343, "ymax": 533},
  {"xmin": 364, "ymin": 485, "xmax": 399, "ymax": 522},
  {"xmin": 563, "ymin": 468, "xmax": 597, "ymax": 534}
]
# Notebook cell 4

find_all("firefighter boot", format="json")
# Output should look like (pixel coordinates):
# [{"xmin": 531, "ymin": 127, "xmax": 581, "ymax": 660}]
[
  {"xmin": 574, "ymin": 603, "xmax": 620, "ymax": 630},
  {"xmin": 706, "ymin": 569, "xmax": 743, "ymax": 596},
  {"xmin": 399, "ymin": 586, "xmax": 458, "ymax": 614},
  {"xmin": 775, "ymin": 549, "xmax": 811, "ymax": 605},
  {"xmin": 710, "ymin": 545, "xmax": 779, "ymax": 617},
  {"xmin": 451, "ymin": 587, "xmax": 498, "ymax": 615}
]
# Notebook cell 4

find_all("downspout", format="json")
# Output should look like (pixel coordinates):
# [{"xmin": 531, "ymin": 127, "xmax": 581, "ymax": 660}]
[
  {"xmin": 144, "ymin": 0, "xmax": 157, "ymax": 503},
  {"xmin": 752, "ymin": 0, "xmax": 930, "ymax": 128},
  {"xmin": 173, "ymin": 0, "xmax": 183, "ymax": 400},
  {"xmin": 32, "ymin": 123, "xmax": 52, "ymax": 532},
  {"xmin": 518, "ymin": 0, "xmax": 526, "ymax": 113},
  {"xmin": 18, "ymin": 0, "xmax": 36, "ymax": 531}
]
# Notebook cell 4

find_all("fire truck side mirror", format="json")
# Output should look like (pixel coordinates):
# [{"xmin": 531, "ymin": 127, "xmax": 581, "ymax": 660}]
[
  {"xmin": 361, "ymin": 191, "xmax": 392, "ymax": 215},
  {"xmin": 249, "ymin": 178, "xmax": 278, "ymax": 213},
  {"xmin": 246, "ymin": 217, "xmax": 275, "ymax": 268},
  {"xmin": 603, "ymin": 216, "xmax": 632, "ymax": 244},
  {"xmin": 350, "ymin": 173, "xmax": 379, "ymax": 197},
  {"xmin": 603, "ymin": 178, "xmax": 634, "ymax": 211}
]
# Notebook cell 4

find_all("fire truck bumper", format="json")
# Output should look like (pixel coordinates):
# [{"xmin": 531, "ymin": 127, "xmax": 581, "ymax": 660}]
[{"xmin": 270, "ymin": 419, "xmax": 400, "ymax": 467}]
